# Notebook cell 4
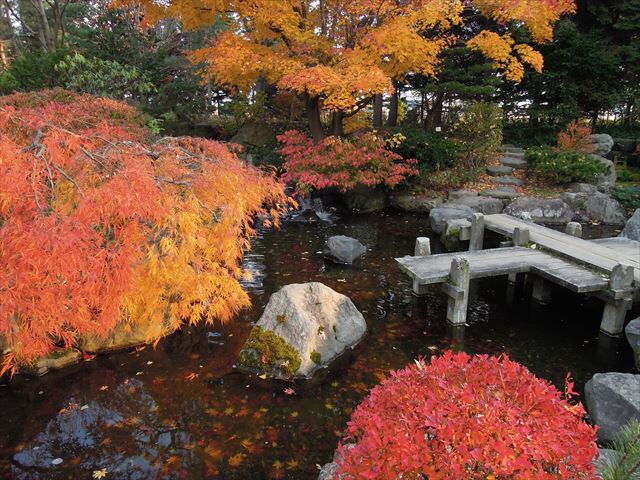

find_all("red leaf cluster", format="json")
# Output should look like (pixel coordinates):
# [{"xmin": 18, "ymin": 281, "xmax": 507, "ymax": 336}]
[
  {"xmin": 277, "ymin": 130, "xmax": 418, "ymax": 194},
  {"xmin": 337, "ymin": 351, "xmax": 598, "ymax": 479},
  {"xmin": 0, "ymin": 89, "xmax": 289, "ymax": 372},
  {"xmin": 556, "ymin": 121, "xmax": 595, "ymax": 154}
]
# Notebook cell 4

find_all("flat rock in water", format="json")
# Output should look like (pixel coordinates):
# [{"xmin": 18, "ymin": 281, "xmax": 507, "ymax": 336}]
[
  {"xmin": 585, "ymin": 372, "xmax": 640, "ymax": 443},
  {"xmin": 429, "ymin": 203, "xmax": 475, "ymax": 234},
  {"xmin": 238, "ymin": 283, "xmax": 367, "ymax": 379},
  {"xmin": 487, "ymin": 165, "xmax": 513, "ymax": 176},
  {"xmin": 502, "ymin": 157, "xmax": 528, "ymax": 169},
  {"xmin": 324, "ymin": 235, "xmax": 367, "ymax": 264},
  {"xmin": 492, "ymin": 176, "xmax": 524, "ymax": 186},
  {"xmin": 20, "ymin": 349, "xmax": 82, "ymax": 376}
]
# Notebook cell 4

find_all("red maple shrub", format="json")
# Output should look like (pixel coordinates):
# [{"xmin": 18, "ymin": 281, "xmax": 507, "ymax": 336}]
[
  {"xmin": 336, "ymin": 351, "xmax": 598, "ymax": 479},
  {"xmin": 277, "ymin": 130, "xmax": 418, "ymax": 194},
  {"xmin": 0, "ymin": 89, "xmax": 289, "ymax": 373},
  {"xmin": 556, "ymin": 120, "xmax": 595, "ymax": 154}
]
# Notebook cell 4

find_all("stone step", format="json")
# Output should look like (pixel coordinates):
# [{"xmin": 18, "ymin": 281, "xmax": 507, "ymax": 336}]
[
  {"xmin": 448, "ymin": 189, "xmax": 478, "ymax": 202},
  {"xmin": 502, "ymin": 151, "xmax": 525, "ymax": 159},
  {"xmin": 487, "ymin": 165, "xmax": 514, "ymax": 177},
  {"xmin": 502, "ymin": 157, "xmax": 528, "ymax": 169},
  {"xmin": 492, "ymin": 176, "xmax": 524, "ymax": 186},
  {"xmin": 480, "ymin": 188, "xmax": 521, "ymax": 200},
  {"xmin": 503, "ymin": 146, "xmax": 525, "ymax": 154}
]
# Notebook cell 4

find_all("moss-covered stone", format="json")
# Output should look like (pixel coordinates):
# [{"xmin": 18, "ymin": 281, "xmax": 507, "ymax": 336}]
[
  {"xmin": 310, "ymin": 350, "xmax": 322, "ymax": 364},
  {"xmin": 238, "ymin": 326, "xmax": 301, "ymax": 376}
]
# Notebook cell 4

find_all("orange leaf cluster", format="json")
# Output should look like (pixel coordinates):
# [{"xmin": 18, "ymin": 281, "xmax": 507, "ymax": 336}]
[
  {"xmin": 0, "ymin": 89, "xmax": 290, "ymax": 372},
  {"xmin": 556, "ymin": 120, "xmax": 595, "ymax": 154}
]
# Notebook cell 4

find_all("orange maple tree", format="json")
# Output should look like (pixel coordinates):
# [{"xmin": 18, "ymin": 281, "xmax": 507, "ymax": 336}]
[
  {"xmin": 0, "ymin": 89, "xmax": 290, "ymax": 373},
  {"xmin": 131, "ymin": 0, "xmax": 575, "ymax": 139}
]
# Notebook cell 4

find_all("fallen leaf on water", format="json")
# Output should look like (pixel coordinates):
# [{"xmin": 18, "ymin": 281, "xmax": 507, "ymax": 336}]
[
  {"xmin": 259, "ymin": 407, "xmax": 269, "ymax": 413},
  {"xmin": 272, "ymin": 460, "xmax": 284, "ymax": 470},
  {"xmin": 228, "ymin": 453, "xmax": 245, "ymax": 467},
  {"xmin": 224, "ymin": 407, "xmax": 235, "ymax": 416},
  {"xmin": 325, "ymin": 403, "xmax": 334, "ymax": 410},
  {"xmin": 283, "ymin": 387, "xmax": 295, "ymax": 395},
  {"xmin": 290, "ymin": 411, "xmax": 299, "ymax": 418},
  {"xmin": 92, "ymin": 468, "xmax": 108, "ymax": 479},
  {"xmin": 286, "ymin": 459, "xmax": 299, "ymax": 469},
  {"xmin": 257, "ymin": 373, "xmax": 267, "ymax": 380},
  {"xmin": 51, "ymin": 458, "xmax": 63, "ymax": 465},
  {"xmin": 99, "ymin": 385, "xmax": 109, "ymax": 391},
  {"xmin": 185, "ymin": 372, "xmax": 199, "ymax": 381}
]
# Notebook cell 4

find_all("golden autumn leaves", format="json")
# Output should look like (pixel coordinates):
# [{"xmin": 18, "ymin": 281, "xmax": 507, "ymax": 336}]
[
  {"xmin": 133, "ymin": 0, "xmax": 575, "ymax": 109},
  {"xmin": 0, "ymin": 90, "xmax": 290, "ymax": 372}
]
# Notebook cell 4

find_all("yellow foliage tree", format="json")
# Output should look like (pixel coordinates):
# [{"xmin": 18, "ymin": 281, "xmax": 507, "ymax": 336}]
[{"xmin": 129, "ymin": 0, "xmax": 575, "ymax": 139}]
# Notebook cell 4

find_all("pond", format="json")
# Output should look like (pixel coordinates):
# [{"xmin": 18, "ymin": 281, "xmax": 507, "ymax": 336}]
[{"xmin": 0, "ymin": 212, "xmax": 636, "ymax": 479}]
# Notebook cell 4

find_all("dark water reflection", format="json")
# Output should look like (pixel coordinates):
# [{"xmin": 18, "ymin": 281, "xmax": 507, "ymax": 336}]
[{"xmin": 0, "ymin": 213, "xmax": 636, "ymax": 479}]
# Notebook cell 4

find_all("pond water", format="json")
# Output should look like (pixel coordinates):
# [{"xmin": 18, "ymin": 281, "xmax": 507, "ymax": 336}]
[{"xmin": 0, "ymin": 213, "xmax": 636, "ymax": 479}]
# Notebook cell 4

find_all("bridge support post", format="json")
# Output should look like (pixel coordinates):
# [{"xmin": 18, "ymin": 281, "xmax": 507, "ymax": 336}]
[
  {"xmin": 565, "ymin": 222, "xmax": 582, "ymax": 238},
  {"xmin": 412, "ymin": 279, "xmax": 428, "ymax": 296},
  {"xmin": 446, "ymin": 257, "xmax": 470, "ymax": 325},
  {"xmin": 469, "ymin": 213, "xmax": 484, "ymax": 251},
  {"xmin": 600, "ymin": 263, "xmax": 634, "ymax": 336},
  {"xmin": 513, "ymin": 227, "xmax": 530, "ymax": 246},
  {"xmin": 532, "ymin": 277, "xmax": 552, "ymax": 303},
  {"xmin": 415, "ymin": 237, "xmax": 431, "ymax": 256}
]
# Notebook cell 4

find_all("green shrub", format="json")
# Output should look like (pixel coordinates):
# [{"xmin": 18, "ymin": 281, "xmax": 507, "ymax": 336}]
[
  {"xmin": 0, "ymin": 71, "xmax": 19, "ymax": 94},
  {"xmin": 452, "ymin": 101, "xmax": 503, "ymax": 168},
  {"xmin": 389, "ymin": 127, "xmax": 461, "ymax": 173},
  {"xmin": 597, "ymin": 418, "xmax": 640, "ymax": 480},
  {"xmin": 612, "ymin": 184, "xmax": 640, "ymax": 216},
  {"xmin": 526, "ymin": 146, "xmax": 610, "ymax": 184},
  {"xmin": 2, "ymin": 50, "xmax": 68, "ymax": 92},
  {"xmin": 503, "ymin": 122, "xmax": 558, "ymax": 148}
]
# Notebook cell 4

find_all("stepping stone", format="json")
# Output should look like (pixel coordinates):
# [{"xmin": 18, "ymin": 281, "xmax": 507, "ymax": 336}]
[
  {"xmin": 492, "ymin": 176, "xmax": 524, "ymax": 186},
  {"xmin": 480, "ymin": 188, "xmax": 521, "ymax": 200},
  {"xmin": 487, "ymin": 165, "xmax": 514, "ymax": 177},
  {"xmin": 448, "ymin": 189, "xmax": 478, "ymax": 202},
  {"xmin": 502, "ymin": 157, "xmax": 528, "ymax": 169},
  {"xmin": 503, "ymin": 151, "xmax": 525, "ymax": 159},
  {"xmin": 503, "ymin": 146, "xmax": 525, "ymax": 154}
]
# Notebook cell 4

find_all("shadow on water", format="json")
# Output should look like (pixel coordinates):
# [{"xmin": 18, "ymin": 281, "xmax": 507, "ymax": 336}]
[{"xmin": 0, "ymin": 213, "xmax": 636, "ymax": 479}]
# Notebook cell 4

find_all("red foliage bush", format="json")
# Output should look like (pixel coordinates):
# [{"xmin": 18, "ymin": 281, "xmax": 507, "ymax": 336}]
[
  {"xmin": 277, "ymin": 130, "xmax": 418, "ymax": 193},
  {"xmin": 556, "ymin": 120, "xmax": 595, "ymax": 154},
  {"xmin": 337, "ymin": 351, "xmax": 598, "ymax": 479}
]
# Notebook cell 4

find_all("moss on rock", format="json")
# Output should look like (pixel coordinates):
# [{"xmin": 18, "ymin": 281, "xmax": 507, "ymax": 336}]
[
  {"xmin": 310, "ymin": 350, "xmax": 322, "ymax": 364},
  {"xmin": 238, "ymin": 326, "xmax": 301, "ymax": 376}
]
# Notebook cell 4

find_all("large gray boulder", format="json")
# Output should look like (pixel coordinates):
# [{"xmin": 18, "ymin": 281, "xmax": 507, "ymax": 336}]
[
  {"xmin": 585, "ymin": 372, "xmax": 640, "ymax": 443},
  {"xmin": 613, "ymin": 138, "xmax": 637, "ymax": 153},
  {"xmin": 429, "ymin": 203, "xmax": 475, "ymax": 234},
  {"xmin": 504, "ymin": 197, "xmax": 574, "ymax": 224},
  {"xmin": 389, "ymin": 193, "xmax": 443, "ymax": 213},
  {"xmin": 457, "ymin": 196, "xmax": 505, "ymax": 215},
  {"xmin": 589, "ymin": 134, "xmax": 615, "ymax": 156},
  {"xmin": 563, "ymin": 185, "xmax": 626, "ymax": 224},
  {"xmin": 620, "ymin": 209, "xmax": 640, "ymax": 241},
  {"xmin": 238, "ymin": 283, "xmax": 367, "ymax": 379},
  {"xmin": 324, "ymin": 235, "xmax": 367, "ymax": 264},
  {"xmin": 590, "ymin": 155, "xmax": 616, "ymax": 191},
  {"xmin": 626, "ymin": 318, "xmax": 640, "ymax": 369}
]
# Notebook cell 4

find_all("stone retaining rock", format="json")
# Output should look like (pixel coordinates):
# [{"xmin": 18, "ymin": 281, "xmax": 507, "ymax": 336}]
[
  {"xmin": 625, "ymin": 318, "xmax": 640, "ymax": 369},
  {"xmin": 504, "ymin": 197, "xmax": 574, "ymax": 224},
  {"xmin": 620, "ymin": 209, "xmax": 640, "ymax": 241},
  {"xmin": 591, "ymin": 154, "xmax": 617, "ymax": 191},
  {"xmin": 79, "ymin": 320, "xmax": 178, "ymax": 353},
  {"xmin": 20, "ymin": 349, "xmax": 82, "ymax": 376},
  {"xmin": 238, "ymin": 283, "xmax": 367, "ymax": 379},
  {"xmin": 389, "ymin": 193, "xmax": 443, "ymax": 213},
  {"xmin": 585, "ymin": 372, "xmax": 640, "ymax": 443},
  {"xmin": 456, "ymin": 196, "xmax": 505, "ymax": 215},
  {"xmin": 562, "ymin": 191, "xmax": 626, "ymax": 225},
  {"xmin": 589, "ymin": 134, "xmax": 614, "ymax": 156},
  {"xmin": 429, "ymin": 204, "xmax": 475, "ymax": 234},
  {"xmin": 324, "ymin": 236, "xmax": 367, "ymax": 264}
]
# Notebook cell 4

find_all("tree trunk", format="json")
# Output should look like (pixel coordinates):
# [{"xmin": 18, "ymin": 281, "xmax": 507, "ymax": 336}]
[
  {"xmin": 387, "ymin": 84, "xmax": 399, "ymax": 127},
  {"xmin": 424, "ymin": 92, "xmax": 445, "ymax": 132},
  {"xmin": 30, "ymin": 0, "xmax": 54, "ymax": 51},
  {"xmin": 306, "ymin": 94, "xmax": 324, "ymax": 142},
  {"xmin": 330, "ymin": 110, "xmax": 344, "ymax": 137},
  {"xmin": 373, "ymin": 93, "xmax": 383, "ymax": 129},
  {"xmin": 591, "ymin": 110, "xmax": 598, "ymax": 130}
]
